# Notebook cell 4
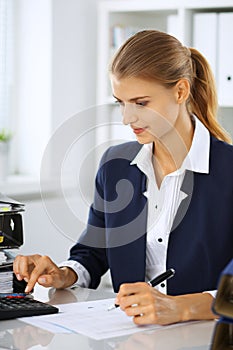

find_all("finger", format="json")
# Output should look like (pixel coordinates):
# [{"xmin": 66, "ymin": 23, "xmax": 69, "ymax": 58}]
[
  {"xmin": 13, "ymin": 256, "xmax": 23, "ymax": 280},
  {"xmin": 118, "ymin": 282, "xmax": 149, "ymax": 298},
  {"xmin": 119, "ymin": 294, "xmax": 140, "ymax": 310},
  {"xmin": 133, "ymin": 313, "xmax": 153, "ymax": 325},
  {"xmin": 37, "ymin": 274, "xmax": 54, "ymax": 287},
  {"xmin": 132, "ymin": 305, "xmax": 159, "ymax": 325},
  {"xmin": 13, "ymin": 255, "xmax": 31, "ymax": 281},
  {"xmin": 125, "ymin": 303, "xmax": 153, "ymax": 317},
  {"xmin": 25, "ymin": 275, "xmax": 38, "ymax": 293},
  {"xmin": 37, "ymin": 271, "xmax": 63, "ymax": 288},
  {"xmin": 117, "ymin": 282, "xmax": 152, "ymax": 308},
  {"xmin": 25, "ymin": 257, "xmax": 52, "ymax": 292},
  {"xmin": 13, "ymin": 255, "xmax": 25, "ymax": 279}
]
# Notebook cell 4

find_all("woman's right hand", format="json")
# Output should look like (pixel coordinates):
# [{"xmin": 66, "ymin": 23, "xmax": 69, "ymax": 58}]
[{"xmin": 13, "ymin": 254, "xmax": 78, "ymax": 293}]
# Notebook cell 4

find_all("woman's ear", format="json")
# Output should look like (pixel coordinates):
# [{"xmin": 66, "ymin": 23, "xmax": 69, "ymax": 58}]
[{"xmin": 175, "ymin": 79, "xmax": 190, "ymax": 104}]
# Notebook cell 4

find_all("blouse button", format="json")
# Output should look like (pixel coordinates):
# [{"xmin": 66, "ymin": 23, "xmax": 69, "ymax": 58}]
[
  {"xmin": 158, "ymin": 238, "xmax": 163, "ymax": 243},
  {"xmin": 161, "ymin": 283, "xmax": 165, "ymax": 288}
]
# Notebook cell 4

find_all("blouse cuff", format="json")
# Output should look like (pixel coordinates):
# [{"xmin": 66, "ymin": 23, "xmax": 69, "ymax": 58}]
[
  {"xmin": 203, "ymin": 290, "xmax": 217, "ymax": 298},
  {"xmin": 58, "ymin": 260, "xmax": 91, "ymax": 288}
]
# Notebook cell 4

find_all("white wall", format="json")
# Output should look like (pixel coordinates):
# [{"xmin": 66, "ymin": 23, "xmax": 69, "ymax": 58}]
[{"xmin": 18, "ymin": 195, "xmax": 87, "ymax": 264}]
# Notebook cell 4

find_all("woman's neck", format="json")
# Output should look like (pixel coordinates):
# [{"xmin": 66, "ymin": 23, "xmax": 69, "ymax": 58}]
[{"xmin": 152, "ymin": 112, "xmax": 194, "ymax": 188}]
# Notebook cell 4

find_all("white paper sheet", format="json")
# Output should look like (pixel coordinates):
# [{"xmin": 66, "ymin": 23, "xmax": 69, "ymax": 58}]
[{"xmin": 20, "ymin": 298, "xmax": 167, "ymax": 340}]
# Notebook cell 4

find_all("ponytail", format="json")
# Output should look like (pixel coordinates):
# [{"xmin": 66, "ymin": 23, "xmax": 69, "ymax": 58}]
[{"xmin": 189, "ymin": 48, "xmax": 232, "ymax": 144}]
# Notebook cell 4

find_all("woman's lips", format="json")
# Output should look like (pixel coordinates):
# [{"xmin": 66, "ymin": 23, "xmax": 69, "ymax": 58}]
[{"xmin": 132, "ymin": 128, "xmax": 146, "ymax": 135}]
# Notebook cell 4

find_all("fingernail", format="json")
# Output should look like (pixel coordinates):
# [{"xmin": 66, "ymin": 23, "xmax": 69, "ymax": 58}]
[
  {"xmin": 16, "ymin": 274, "xmax": 22, "ymax": 280},
  {"xmin": 38, "ymin": 277, "xmax": 46, "ymax": 284},
  {"xmin": 24, "ymin": 277, "xmax": 28, "ymax": 282},
  {"xmin": 25, "ymin": 286, "xmax": 30, "ymax": 293}
]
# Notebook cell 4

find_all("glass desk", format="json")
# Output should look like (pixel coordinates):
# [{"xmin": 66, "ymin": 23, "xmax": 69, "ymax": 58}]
[{"xmin": 0, "ymin": 285, "xmax": 216, "ymax": 350}]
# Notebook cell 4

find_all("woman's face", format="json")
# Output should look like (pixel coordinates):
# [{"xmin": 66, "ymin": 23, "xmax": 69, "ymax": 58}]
[{"xmin": 111, "ymin": 75, "xmax": 187, "ymax": 144}]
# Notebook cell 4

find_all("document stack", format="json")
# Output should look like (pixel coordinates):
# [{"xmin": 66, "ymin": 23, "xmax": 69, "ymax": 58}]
[
  {"xmin": 0, "ymin": 251, "xmax": 13, "ymax": 293},
  {"xmin": 0, "ymin": 194, "xmax": 25, "ymax": 294}
]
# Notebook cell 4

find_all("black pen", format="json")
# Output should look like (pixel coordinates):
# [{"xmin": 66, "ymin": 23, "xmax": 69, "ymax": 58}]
[
  {"xmin": 108, "ymin": 268, "xmax": 175, "ymax": 311},
  {"xmin": 147, "ymin": 268, "xmax": 175, "ymax": 287}
]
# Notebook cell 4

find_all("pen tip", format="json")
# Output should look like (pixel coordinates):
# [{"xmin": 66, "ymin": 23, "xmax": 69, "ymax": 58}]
[
  {"xmin": 108, "ymin": 304, "xmax": 119, "ymax": 311},
  {"xmin": 107, "ymin": 305, "xmax": 115, "ymax": 311}
]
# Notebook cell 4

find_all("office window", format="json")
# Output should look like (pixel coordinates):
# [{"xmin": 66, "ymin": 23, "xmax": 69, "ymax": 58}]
[
  {"xmin": 0, "ymin": 1, "xmax": 51, "ymax": 179},
  {"xmin": 0, "ymin": 0, "xmax": 14, "ymax": 130}
]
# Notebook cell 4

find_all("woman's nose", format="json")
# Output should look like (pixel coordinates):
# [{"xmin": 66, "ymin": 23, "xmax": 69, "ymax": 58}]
[{"xmin": 121, "ymin": 103, "xmax": 138, "ymax": 125}]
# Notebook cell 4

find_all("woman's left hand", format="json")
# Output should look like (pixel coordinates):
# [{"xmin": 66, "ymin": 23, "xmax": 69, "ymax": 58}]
[{"xmin": 115, "ymin": 282, "xmax": 215, "ymax": 325}]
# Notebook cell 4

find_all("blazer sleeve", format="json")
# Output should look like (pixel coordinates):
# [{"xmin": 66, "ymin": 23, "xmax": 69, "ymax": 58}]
[{"xmin": 68, "ymin": 148, "xmax": 111, "ymax": 289}]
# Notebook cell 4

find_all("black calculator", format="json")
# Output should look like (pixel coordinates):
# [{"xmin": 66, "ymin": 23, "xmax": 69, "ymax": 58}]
[{"xmin": 0, "ymin": 296, "xmax": 59, "ymax": 320}]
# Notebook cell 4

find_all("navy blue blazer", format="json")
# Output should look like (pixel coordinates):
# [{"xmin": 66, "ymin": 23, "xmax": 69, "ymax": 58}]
[{"xmin": 69, "ymin": 136, "xmax": 233, "ymax": 294}]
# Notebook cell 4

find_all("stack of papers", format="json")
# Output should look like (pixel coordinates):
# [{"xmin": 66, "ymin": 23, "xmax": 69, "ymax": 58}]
[
  {"xmin": 0, "ymin": 252, "xmax": 13, "ymax": 293},
  {"xmin": 0, "ymin": 251, "xmax": 7, "ymax": 265},
  {"xmin": 0, "ymin": 193, "xmax": 25, "ymax": 214},
  {"xmin": 0, "ymin": 270, "xmax": 13, "ymax": 293},
  {"xmin": 0, "ymin": 203, "xmax": 12, "ymax": 212}
]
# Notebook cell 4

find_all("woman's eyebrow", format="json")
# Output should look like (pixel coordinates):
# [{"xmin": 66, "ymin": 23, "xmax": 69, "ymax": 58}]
[{"xmin": 113, "ymin": 94, "xmax": 150, "ymax": 102}]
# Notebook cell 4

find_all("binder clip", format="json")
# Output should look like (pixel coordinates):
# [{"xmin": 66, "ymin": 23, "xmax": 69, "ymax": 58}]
[
  {"xmin": 0, "ymin": 193, "xmax": 25, "ymax": 248},
  {"xmin": 211, "ymin": 259, "xmax": 233, "ymax": 349}
]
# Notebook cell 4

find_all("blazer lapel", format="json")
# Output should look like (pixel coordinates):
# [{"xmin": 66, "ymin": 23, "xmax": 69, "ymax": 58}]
[{"xmin": 170, "ymin": 170, "xmax": 194, "ymax": 232}]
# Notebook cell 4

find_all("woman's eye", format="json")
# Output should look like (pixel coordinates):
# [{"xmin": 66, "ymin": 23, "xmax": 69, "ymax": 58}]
[
  {"xmin": 114, "ymin": 100, "xmax": 124, "ymax": 107},
  {"xmin": 136, "ymin": 101, "xmax": 148, "ymax": 107}
]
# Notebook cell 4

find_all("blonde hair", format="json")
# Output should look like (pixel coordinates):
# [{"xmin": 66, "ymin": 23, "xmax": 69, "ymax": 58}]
[{"xmin": 110, "ymin": 30, "xmax": 231, "ymax": 144}]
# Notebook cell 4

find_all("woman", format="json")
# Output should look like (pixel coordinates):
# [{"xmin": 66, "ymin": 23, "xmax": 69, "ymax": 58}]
[{"xmin": 14, "ymin": 30, "xmax": 233, "ymax": 325}]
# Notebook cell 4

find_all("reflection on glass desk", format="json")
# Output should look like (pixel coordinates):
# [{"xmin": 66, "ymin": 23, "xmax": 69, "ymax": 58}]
[
  {"xmin": 0, "ymin": 285, "xmax": 216, "ymax": 350},
  {"xmin": 211, "ymin": 318, "xmax": 233, "ymax": 350}
]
